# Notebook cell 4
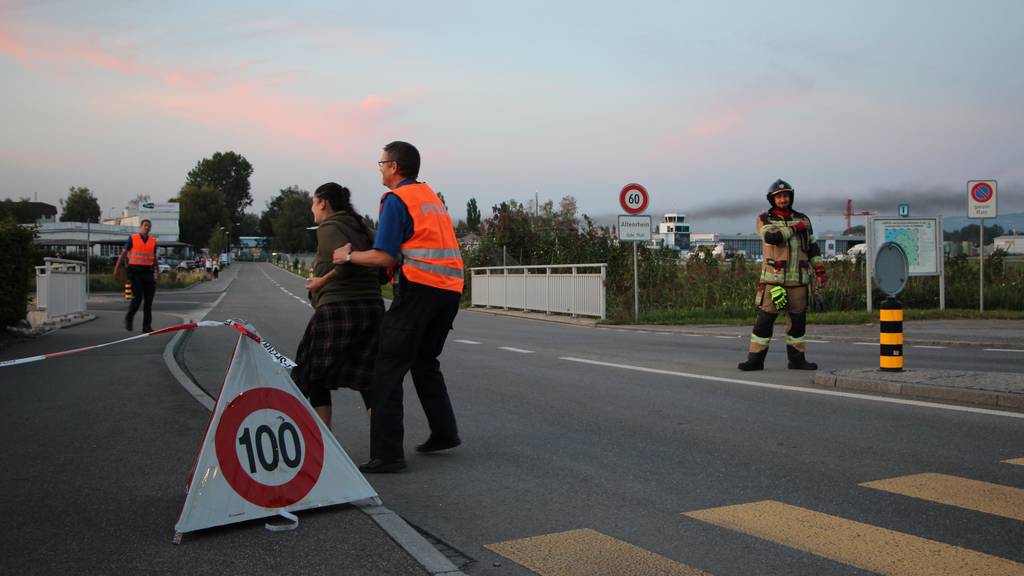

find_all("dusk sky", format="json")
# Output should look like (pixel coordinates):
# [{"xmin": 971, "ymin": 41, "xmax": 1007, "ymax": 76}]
[{"xmin": 2, "ymin": 1, "xmax": 1022, "ymax": 234}]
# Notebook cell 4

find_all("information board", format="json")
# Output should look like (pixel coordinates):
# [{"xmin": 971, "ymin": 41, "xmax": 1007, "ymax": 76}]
[{"xmin": 868, "ymin": 217, "xmax": 941, "ymax": 276}]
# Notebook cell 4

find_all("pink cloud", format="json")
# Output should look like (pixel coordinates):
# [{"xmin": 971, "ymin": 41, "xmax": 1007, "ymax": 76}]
[{"xmin": 2, "ymin": 20, "xmax": 406, "ymax": 161}]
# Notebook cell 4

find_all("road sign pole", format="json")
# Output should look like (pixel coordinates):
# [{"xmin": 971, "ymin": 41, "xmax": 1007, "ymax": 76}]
[
  {"xmin": 980, "ymin": 220, "xmax": 984, "ymax": 313},
  {"xmin": 633, "ymin": 242, "xmax": 639, "ymax": 323}
]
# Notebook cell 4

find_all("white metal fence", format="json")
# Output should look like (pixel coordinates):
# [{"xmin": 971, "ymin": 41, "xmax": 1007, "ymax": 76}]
[
  {"xmin": 35, "ymin": 258, "xmax": 87, "ymax": 318},
  {"xmin": 469, "ymin": 264, "xmax": 606, "ymax": 319}
]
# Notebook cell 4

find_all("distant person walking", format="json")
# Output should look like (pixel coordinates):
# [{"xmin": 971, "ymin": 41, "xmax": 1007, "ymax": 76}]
[
  {"xmin": 113, "ymin": 219, "xmax": 158, "ymax": 333},
  {"xmin": 292, "ymin": 183, "xmax": 384, "ymax": 428},
  {"xmin": 738, "ymin": 179, "xmax": 826, "ymax": 371},
  {"xmin": 333, "ymin": 141, "xmax": 464, "ymax": 473}
]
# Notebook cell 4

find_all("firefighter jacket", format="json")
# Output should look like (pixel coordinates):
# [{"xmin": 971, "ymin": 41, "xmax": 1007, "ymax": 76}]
[
  {"xmin": 757, "ymin": 209, "xmax": 822, "ymax": 286},
  {"xmin": 127, "ymin": 233, "xmax": 157, "ymax": 267},
  {"xmin": 387, "ymin": 182, "xmax": 464, "ymax": 294}
]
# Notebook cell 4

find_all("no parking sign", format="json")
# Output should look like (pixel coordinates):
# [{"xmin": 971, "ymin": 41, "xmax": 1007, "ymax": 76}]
[{"xmin": 175, "ymin": 326, "xmax": 377, "ymax": 536}]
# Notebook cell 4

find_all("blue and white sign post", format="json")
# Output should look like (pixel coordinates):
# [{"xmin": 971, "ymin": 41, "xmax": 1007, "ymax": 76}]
[
  {"xmin": 898, "ymin": 203, "xmax": 910, "ymax": 218},
  {"xmin": 968, "ymin": 180, "xmax": 998, "ymax": 312}
]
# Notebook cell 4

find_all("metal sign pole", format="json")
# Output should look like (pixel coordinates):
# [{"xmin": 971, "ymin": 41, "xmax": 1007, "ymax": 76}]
[
  {"xmin": 633, "ymin": 242, "xmax": 639, "ymax": 323},
  {"xmin": 938, "ymin": 216, "xmax": 945, "ymax": 310},
  {"xmin": 980, "ymin": 219, "xmax": 984, "ymax": 313},
  {"xmin": 865, "ymin": 217, "xmax": 873, "ymax": 313}
]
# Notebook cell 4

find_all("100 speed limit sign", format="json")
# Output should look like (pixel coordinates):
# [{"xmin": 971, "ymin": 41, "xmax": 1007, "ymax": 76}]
[
  {"xmin": 214, "ymin": 388, "xmax": 325, "ymax": 508},
  {"xmin": 619, "ymin": 183, "xmax": 649, "ymax": 214}
]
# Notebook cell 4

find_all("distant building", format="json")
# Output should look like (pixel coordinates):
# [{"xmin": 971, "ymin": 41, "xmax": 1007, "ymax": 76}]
[
  {"xmin": 993, "ymin": 235, "xmax": 1024, "ymax": 255},
  {"xmin": 2, "ymin": 201, "xmax": 57, "ymax": 224},
  {"xmin": 690, "ymin": 232, "xmax": 864, "ymax": 259},
  {"xmin": 651, "ymin": 213, "xmax": 691, "ymax": 252},
  {"xmin": 103, "ymin": 202, "xmax": 180, "ymax": 242}
]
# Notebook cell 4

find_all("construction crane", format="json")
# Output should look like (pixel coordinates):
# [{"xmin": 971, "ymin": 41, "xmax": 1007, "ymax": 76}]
[{"xmin": 805, "ymin": 199, "xmax": 878, "ymax": 234}]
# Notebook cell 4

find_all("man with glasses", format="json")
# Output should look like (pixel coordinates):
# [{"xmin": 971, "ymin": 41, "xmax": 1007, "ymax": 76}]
[{"xmin": 333, "ymin": 141, "xmax": 464, "ymax": 473}]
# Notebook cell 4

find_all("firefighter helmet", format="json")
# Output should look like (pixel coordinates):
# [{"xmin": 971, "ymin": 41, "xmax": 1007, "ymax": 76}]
[{"xmin": 767, "ymin": 179, "xmax": 794, "ymax": 208}]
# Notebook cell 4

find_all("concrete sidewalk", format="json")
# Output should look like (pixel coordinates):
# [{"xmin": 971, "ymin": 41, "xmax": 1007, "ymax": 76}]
[{"xmin": 470, "ymin": 307, "xmax": 1024, "ymax": 412}]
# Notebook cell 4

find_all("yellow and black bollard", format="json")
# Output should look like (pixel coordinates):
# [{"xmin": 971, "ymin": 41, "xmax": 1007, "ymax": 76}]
[
  {"xmin": 879, "ymin": 297, "xmax": 903, "ymax": 371},
  {"xmin": 123, "ymin": 281, "xmax": 133, "ymax": 301}
]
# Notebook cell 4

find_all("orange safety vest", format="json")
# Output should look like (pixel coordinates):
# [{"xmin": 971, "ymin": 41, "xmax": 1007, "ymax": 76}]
[
  {"xmin": 127, "ymin": 233, "xmax": 157, "ymax": 267},
  {"xmin": 386, "ymin": 182, "xmax": 464, "ymax": 293}
]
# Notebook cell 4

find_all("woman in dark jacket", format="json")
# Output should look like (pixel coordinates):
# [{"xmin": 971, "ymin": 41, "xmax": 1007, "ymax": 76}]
[{"xmin": 292, "ymin": 182, "xmax": 383, "ymax": 427}]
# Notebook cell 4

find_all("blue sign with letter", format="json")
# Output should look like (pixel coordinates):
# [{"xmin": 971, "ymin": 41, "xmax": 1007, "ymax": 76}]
[{"xmin": 898, "ymin": 203, "xmax": 909, "ymax": 217}]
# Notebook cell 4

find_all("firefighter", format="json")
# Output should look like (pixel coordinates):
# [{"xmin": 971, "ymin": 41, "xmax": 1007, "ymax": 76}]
[{"xmin": 738, "ymin": 179, "xmax": 826, "ymax": 371}]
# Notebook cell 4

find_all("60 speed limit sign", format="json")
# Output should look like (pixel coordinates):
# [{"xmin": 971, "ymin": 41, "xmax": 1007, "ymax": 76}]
[
  {"xmin": 619, "ymin": 183, "xmax": 649, "ymax": 214},
  {"xmin": 214, "ymin": 387, "xmax": 325, "ymax": 508}
]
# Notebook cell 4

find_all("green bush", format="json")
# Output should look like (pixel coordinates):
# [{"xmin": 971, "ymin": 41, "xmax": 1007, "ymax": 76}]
[{"xmin": 0, "ymin": 218, "xmax": 36, "ymax": 329}]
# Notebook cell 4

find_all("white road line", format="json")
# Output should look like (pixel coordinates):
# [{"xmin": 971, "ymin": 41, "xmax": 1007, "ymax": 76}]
[
  {"xmin": 499, "ymin": 347, "xmax": 535, "ymax": 354},
  {"xmin": 455, "ymin": 339, "xmax": 481, "ymax": 345},
  {"xmin": 985, "ymin": 348, "xmax": 1024, "ymax": 353},
  {"xmin": 805, "ymin": 340, "xmax": 829, "ymax": 344},
  {"xmin": 715, "ymin": 335, "xmax": 739, "ymax": 339},
  {"xmin": 559, "ymin": 356, "xmax": 1024, "ymax": 420},
  {"xmin": 912, "ymin": 345, "xmax": 946, "ymax": 349},
  {"xmin": 853, "ymin": 342, "xmax": 877, "ymax": 346}
]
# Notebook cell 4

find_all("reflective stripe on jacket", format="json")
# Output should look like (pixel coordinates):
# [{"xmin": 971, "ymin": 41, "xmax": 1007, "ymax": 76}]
[
  {"xmin": 127, "ymin": 234, "xmax": 157, "ymax": 267},
  {"xmin": 387, "ymin": 182, "xmax": 464, "ymax": 293}
]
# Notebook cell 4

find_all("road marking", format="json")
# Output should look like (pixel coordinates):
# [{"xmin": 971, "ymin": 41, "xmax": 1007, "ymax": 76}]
[
  {"xmin": 804, "ymin": 340, "xmax": 829, "ymax": 344},
  {"xmin": 500, "ymin": 347, "xmax": 534, "ymax": 354},
  {"xmin": 486, "ymin": 528, "xmax": 710, "ymax": 576},
  {"xmin": 985, "ymin": 348, "xmax": 1024, "ymax": 353},
  {"xmin": 714, "ymin": 335, "xmax": 739, "ymax": 339},
  {"xmin": 684, "ymin": 500, "xmax": 1024, "ymax": 576},
  {"xmin": 454, "ymin": 339, "xmax": 481, "ymax": 345},
  {"xmin": 853, "ymin": 342, "xmax": 876, "ymax": 346},
  {"xmin": 1003, "ymin": 458, "xmax": 1024, "ymax": 466},
  {"xmin": 558, "ymin": 357, "xmax": 1024, "ymax": 420},
  {"xmin": 911, "ymin": 345, "xmax": 945, "ymax": 349},
  {"xmin": 861, "ymin": 473, "xmax": 1024, "ymax": 522}
]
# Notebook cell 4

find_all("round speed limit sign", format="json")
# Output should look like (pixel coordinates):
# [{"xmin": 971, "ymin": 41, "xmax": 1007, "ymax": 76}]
[
  {"xmin": 619, "ymin": 183, "xmax": 649, "ymax": 214},
  {"xmin": 214, "ymin": 387, "xmax": 325, "ymax": 508}
]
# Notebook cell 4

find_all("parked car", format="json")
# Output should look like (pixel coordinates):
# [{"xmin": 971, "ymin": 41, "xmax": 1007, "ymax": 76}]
[
  {"xmin": 158, "ymin": 263, "xmax": 171, "ymax": 274},
  {"xmin": 177, "ymin": 260, "xmax": 195, "ymax": 271}
]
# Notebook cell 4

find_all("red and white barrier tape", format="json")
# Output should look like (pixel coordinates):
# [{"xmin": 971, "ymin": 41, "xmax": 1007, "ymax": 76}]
[{"xmin": 0, "ymin": 319, "xmax": 296, "ymax": 369}]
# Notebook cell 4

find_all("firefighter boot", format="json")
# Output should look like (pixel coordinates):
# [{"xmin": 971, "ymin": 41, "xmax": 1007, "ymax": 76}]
[
  {"xmin": 786, "ymin": 345, "xmax": 818, "ymax": 370},
  {"xmin": 738, "ymin": 349, "xmax": 768, "ymax": 371}
]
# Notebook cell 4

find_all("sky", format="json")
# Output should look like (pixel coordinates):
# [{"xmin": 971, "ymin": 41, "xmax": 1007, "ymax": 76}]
[{"xmin": 2, "ymin": 0, "xmax": 1022, "ymax": 234}]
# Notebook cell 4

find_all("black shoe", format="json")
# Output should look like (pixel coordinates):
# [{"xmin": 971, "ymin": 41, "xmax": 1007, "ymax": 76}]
[
  {"xmin": 358, "ymin": 458, "xmax": 407, "ymax": 473},
  {"xmin": 416, "ymin": 435, "xmax": 462, "ymax": 453},
  {"xmin": 738, "ymin": 349, "xmax": 768, "ymax": 371},
  {"xmin": 786, "ymin": 345, "xmax": 818, "ymax": 370},
  {"xmin": 125, "ymin": 316, "xmax": 133, "ymax": 332}
]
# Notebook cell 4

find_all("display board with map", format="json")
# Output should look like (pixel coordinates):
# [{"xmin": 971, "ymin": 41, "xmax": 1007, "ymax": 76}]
[{"xmin": 868, "ymin": 217, "xmax": 942, "ymax": 276}]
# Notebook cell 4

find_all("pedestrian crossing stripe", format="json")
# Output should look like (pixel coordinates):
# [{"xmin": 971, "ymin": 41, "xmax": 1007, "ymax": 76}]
[
  {"xmin": 861, "ymin": 473, "xmax": 1024, "ymax": 522},
  {"xmin": 1003, "ymin": 458, "xmax": 1024, "ymax": 466},
  {"xmin": 486, "ymin": 528, "xmax": 710, "ymax": 576},
  {"xmin": 684, "ymin": 500, "xmax": 1024, "ymax": 576}
]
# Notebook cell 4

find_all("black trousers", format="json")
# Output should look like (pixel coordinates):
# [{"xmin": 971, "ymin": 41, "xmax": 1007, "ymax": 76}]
[
  {"xmin": 369, "ymin": 281, "xmax": 460, "ymax": 461},
  {"xmin": 126, "ymin": 267, "xmax": 156, "ymax": 329}
]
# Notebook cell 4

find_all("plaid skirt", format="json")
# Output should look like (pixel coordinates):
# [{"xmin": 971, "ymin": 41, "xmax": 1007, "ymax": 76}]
[{"xmin": 291, "ymin": 299, "xmax": 384, "ymax": 396}]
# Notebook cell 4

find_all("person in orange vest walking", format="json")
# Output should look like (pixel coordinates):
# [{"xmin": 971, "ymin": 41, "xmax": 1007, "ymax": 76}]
[
  {"xmin": 333, "ymin": 141, "xmax": 463, "ymax": 473},
  {"xmin": 113, "ymin": 219, "xmax": 158, "ymax": 333}
]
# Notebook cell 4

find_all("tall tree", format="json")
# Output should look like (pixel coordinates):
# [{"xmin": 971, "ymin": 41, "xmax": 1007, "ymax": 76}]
[
  {"xmin": 237, "ymin": 212, "xmax": 261, "ymax": 237},
  {"xmin": 466, "ymin": 198, "xmax": 481, "ymax": 233},
  {"xmin": 178, "ymin": 184, "xmax": 229, "ymax": 247},
  {"xmin": 59, "ymin": 186, "xmax": 101, "ymax": 222},
  {"xmin": 185, "ymin": 151, "xmax": 254, "ymax": 230},
  {"xmin": 267, "ymin": 186, "xmax": 315, "ymax": 252}
]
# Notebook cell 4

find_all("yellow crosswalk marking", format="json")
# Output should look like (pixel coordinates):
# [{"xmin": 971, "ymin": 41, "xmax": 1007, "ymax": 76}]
[
  {"xmin": 684, "ymin": 500, "xmax": 1024, "ymax": 576},
  {"xmin": 486, "ymin": 528, "xmax": 710, "ymax": 576},
  {"xmin": 1003, "ymin": 458, "xmax": 1024, "ymax": 466},
  {"xmin": 862, "ymin": 473, "xmax": 1024, "ymax": 522}
]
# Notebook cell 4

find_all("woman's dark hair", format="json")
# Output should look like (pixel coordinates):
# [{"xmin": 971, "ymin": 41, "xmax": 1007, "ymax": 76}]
[
  {"xmin": 314, "ymin": 182, "xmax": 371, "ymax": 237},
  {"xmin": 383, "ymin": 141, "xmax": 420, "ymax": 180}
]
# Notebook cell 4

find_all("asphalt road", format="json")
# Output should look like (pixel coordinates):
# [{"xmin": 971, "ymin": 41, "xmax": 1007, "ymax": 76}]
[
  {"xmin": 9, "ymin": 262, "xmax": 1022, "ymax": 576},
  {"xmin": 174, "ymin": 263, "xmax": 1024, "ymax": 576}
]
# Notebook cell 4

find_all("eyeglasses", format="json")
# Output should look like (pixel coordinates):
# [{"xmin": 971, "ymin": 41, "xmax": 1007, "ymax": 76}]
[{"xmin": 377, "ymin": 160, "xmax": 395, "ymax": 167}]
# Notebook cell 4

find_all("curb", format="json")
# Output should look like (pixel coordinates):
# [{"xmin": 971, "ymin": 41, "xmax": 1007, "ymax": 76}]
[{"xmin": 814, "ymin": 369, "xmax": 1024, "ymax": 411}]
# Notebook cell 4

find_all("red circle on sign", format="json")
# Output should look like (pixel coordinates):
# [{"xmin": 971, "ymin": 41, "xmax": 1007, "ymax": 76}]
[
  {"xmin": 971, "ymin": 182, "xmax": 993, "ymax": 203},
  {"xmin": 619, "ymin": 183, "xmax": 649, "ymax": 214},
  {"xmin": 214, "ymin": 387, "xmax": 324, "ymax": 508}
]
